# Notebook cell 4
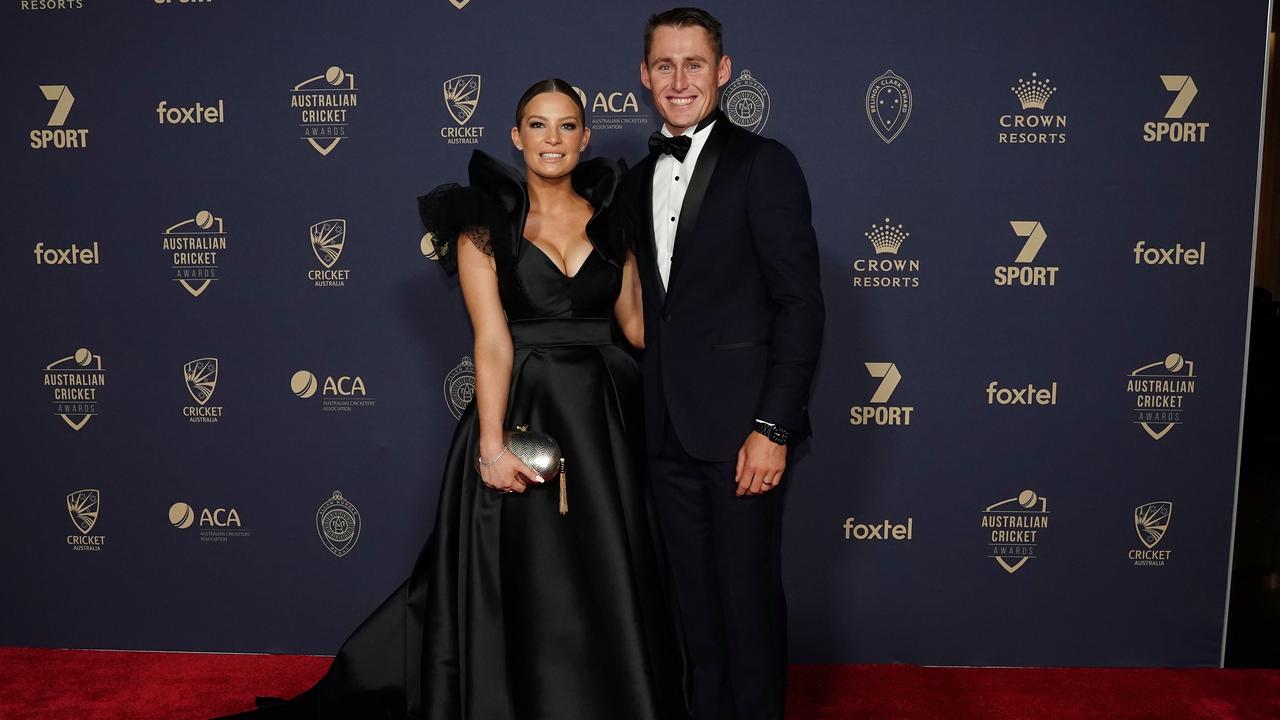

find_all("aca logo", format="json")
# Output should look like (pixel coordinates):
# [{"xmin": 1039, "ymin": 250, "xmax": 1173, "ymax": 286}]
[
  {"xmin": 421, "ymin": 231, "xmax": 443, "ymax": 263},
  {"xmin": 181, "ymin": 357, "xmax": 223, "ymax": 423},
  {"xmin": 34, "ymin": 241, "xmax": 100, "ymax": 266},
  {"xmin": 1130, "ymin": 501, "xmax": 1173, "ymax": 567},
  {"xmin": 30, "ymin": 84, "xmax": 88, "ymax": 150},
  {"xmin": 155, "ymin": 99, "xmax": 225, "ymax": 125},
  {"xmin": 998, "ymin": 72, "xmax": 1066, "ymax": 144},
  {"xmin": 163, "ymin": 211, "xmax": 226, "ymax": 297},
  {"xmin": 1132, "ymin": 239, "xmax": 1206, "ymax": 266},
  {"xmin": 169, "ymin": 501, "xmax": 249, "ymax": 542},
  {"xmin": 994, "ymin": 221, "xmax": 1059, "ymax": 287},
  {"xmin": 853, "ymin": 217, "xmax": 920, "ymax": 289},
  {"xmin": 720, "ymin": 69, "xmax": 770, "ymax": 134},
  {"xmin": 865, "ymin": 70, "xmax": 912, "ymax": 144},
  {"xmin": 572, "ymin": 85, "xmax": 649, "ymax": 132},
  {"xmin": 291, "ymin": 66, "xmax": 358, "ymax": 156},
  {"xmin": 443, "ymin": 355, "xmax": 476, "ymax": 419},
  {"xmin": 291, "ymin": 369, "xmax": 375, "ymax": 412},
  {"xmin": 986, "ymin": 380, "xmax": 1059, "ymax": 406},
  {"xmin": 1126, "ymin": 353, "xmax": 1196, "ymax": 440},
  {"xmin": 316, "ymin": 491, "xmax": 361, "ymax": 557},
  {"xmin": 981, "ymin": 490, "xmax": 1049, "ymax": 574},
  {"xmin": 842, "ymin": 516, "xmax": 914, "ymax": 541},
  {"xmin": 1143, "ymin": 75, "xmax": 1208, "ymax": 143},
  {"xmin": 308, "ymin": 218, "xmax": 350, "ymax": 287},
  {"xmin": 44, "ymin": 347, "xmax": 104, "ymax": 431},
  {"xmin": 66, "ymin": 489, "xmax": 105, "ymax": 551},
  {"xmin": 849, "ymin": 362, "xmax": 913, "ymax": 427},
  {"xmin": 441, "ymin": 74, "xmax": 485, "ymax": 144}
]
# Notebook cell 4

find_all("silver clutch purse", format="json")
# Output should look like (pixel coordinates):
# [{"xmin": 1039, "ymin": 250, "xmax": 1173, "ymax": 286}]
[{"xmin": 503, "ymin": 425, "xmax": 568, "ymax": 515}]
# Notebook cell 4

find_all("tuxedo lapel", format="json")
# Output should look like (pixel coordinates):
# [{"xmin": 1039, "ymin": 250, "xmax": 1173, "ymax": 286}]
[
  {"xmin": 664, "ymin": 118, "xmax": 728, "ymax": 309},
  {"xmin": 637, "ymin": 153, "xmax": 666, "ymax": 307}
]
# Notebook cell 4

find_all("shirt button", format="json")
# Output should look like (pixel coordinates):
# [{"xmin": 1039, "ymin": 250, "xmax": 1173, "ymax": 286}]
[
  {"xmin": 675, "ymin": 176, "xmax": 680, "ymax": 181},
  {"xmin": 670, "ymin": 216, "xmax": 676, "ymax": 222}
]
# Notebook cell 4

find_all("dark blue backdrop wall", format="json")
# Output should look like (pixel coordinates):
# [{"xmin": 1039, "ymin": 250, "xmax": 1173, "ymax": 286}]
[{"xmin": 1, "ymin": 0, "xmax": 1272, "ymax": 668}]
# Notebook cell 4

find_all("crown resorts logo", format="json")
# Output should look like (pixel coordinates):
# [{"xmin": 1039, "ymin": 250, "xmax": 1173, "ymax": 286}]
[
  {"xmin": 291, "ymin": 369, "xmax": 374, "ymax": 412},
  {"xmin": 999, "ymin": 72, "xmax": 1066, "ymax": 144},
  {"xmin": 850, "ymin": 362, "xmax": 913, "ymax": 427},
  {"xmin": 572, "ymin": 85, "xmax": 650, "ymax": 133},
  {"xmin": 843, "ymin": 516, "xmax": 914, "ymax": 542},
  {"xmin": 444, "ymin": 355, "xmax": 476, "ymax": 419},
  {"xmin": 720, "ymin": 69, "xmax": 770, "ymax": 134},
  {"xmin": 1144, "ymin": 75, "xmax": 1208, "ymax": 143},
  {"xmin": 31, "ymin": 84, "xmax": 88, "ymax": 149},
  {"xmin": 1133, "ymin": 239, "xmax": 1206, "ymax": 266},
  {"xmin": 66, "ymin": 489, "xmax": 105, "ymax": 551},
  {"xmin": 441, "ymin": 74, "xmax": 485, "ymax": 145},
  {"xmin": 986, "ymin": 379, "xmax": 1058, "ymax": 406},
  {"xmin": 316, "ymin": 491, "xmax": 361, "ymax": 557},
  {"xmin": 1130, "ymin": 501, "xmax": 1173, "ymax": 567},
  {"xmin": 1127, "ymin": 353, "xmax": 1195, "ymax": 440},
  {"xmin": 866, "ymin": 70, "xmax": 912, "ymax": 144},
  {"xmin": 854, "ymin": 217, "xmax": 919, "ymax": 289},
  {"xmin": 155, "ymin": 98, "xmax": 225, "ymax": 125},
  {"xmin": 981, "ymin": 490, "xmax": 1049, "ymax": 573},
  {"xmin": 34, "ymin": 241, "xmax": 99, "ymax": 266},
  {"xmin": 163, "ymin": 211, "xmax": 225, "ymax": 297},
  {"xmin": 182, "ymin": 357, "xmax": 222, "ymax": 423},
  {"xmin": 292, "ymin": 66, "xmax": 358, "ymax": 156},
  {"xmin": 994, "ymin": 221, "xmax": 1059, "ymax": 286},
  {"xmin": 44, "ymin": 347, "xmax": 104, "ymax": 431},
  {"xmin": 21, "ymin": 1, "xmax": 85, "ymax": 10},
  {"xmin": 169, "ymin": 501, "xmax": 250, "ymax": 542},
  {"xmin": 308, "ymin": 218, "xmax": 349, "ymax": 287}
]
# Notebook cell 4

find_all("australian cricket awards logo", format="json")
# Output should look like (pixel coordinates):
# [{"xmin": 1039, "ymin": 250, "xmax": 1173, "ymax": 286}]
[
  {"xmin": 573, "ymin": 85, "xmax": 649, "ymax": 132},
  {"xmin": 291, "ymin": 369, "xmax": 374, "ymax": 412},
  {"xmin": 1143, "ymin": 75, "xmax": 1208, "ymax": 143},
  {"xmin": 44, "ymin": 347, "xmax": 104, "ymax": 431},
  {"xmin": 31, "ymin": 84, "xmax": 88, "ymax": 150},
  {"xmin": 316, "ymin": 491, "xmax": 360, "ymax": 557},
  {"xmin": 66, "ymin": 489, "xmax": 105, "ymax": 551},
  {"xmin": 169, "ymin": 501, "xmax": 250, "ymax": 543},
  {"xmin": 994, "ymin": 220, "xmax": 1058, "ymax": 286},
  {"xmin": 720, "ymin": 69, "xmax": 770, "ymax": 133},
  {"xmin": 448, "ymin": 0, "xmax": 471, "ymax": 8},
  {"xmin": 866, "ymin": 70, "xmax": 912, "ymax": 144},
  {"xmin": 444, "ymin": 355, "xmax": 476, "ymax": 419},
  {"xmin": 981, "ymin": 490, "xmax": 1048, "ymax": 573},
  {"xmin": 1127, "ymin": 353, "xmax": 1196, "ymax": 440},
  {"xmin": 854, "ymin": 217, "xmax": 919, "ymax": 289},
  {"xmin": 308, "ymin": 218, "xmax": 349, "ymax": 287},
  {"xmin": 163, "ymin": 211, "xmax": 226, "ymax": 297},
  {"xmin": 441, "ymin": 74, "xmax": 485, "ymax": 145},
  {"xmin": 849, "ymin": 362, "xmax": 913, "ymax": 427},
  {"xmin": 181, "ymin": 357, "xmax": 222, "ymax": 423},
  {"xmin": 1130, "ymin": 501, "xmax": 1173, "ymax": 566},
  {"xmin": 292, "ymin": 66, "xmax": 358, "ymax": 156},
  {"xmin": 999, "ymin": 72, "xmax": 1066, "ymax": 144}
]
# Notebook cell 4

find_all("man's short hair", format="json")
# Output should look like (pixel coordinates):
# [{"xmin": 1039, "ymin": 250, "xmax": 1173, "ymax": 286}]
[{"xmin": 644, "ymin": 7, "xmax": 724, "ymax": 63}]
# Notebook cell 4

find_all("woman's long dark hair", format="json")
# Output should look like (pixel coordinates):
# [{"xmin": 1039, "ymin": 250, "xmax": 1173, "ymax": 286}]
[{"xmin": 513, "ymin": 78, "xmax": 585, "ymax": 126}]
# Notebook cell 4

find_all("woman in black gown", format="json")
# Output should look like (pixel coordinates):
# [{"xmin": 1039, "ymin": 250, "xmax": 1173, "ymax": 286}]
[{"xmin": 218, "ymin": 80, "xmax": 690, "ymax": 720}]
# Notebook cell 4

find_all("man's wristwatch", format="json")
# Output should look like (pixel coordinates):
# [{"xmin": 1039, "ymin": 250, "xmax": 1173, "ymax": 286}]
[{"xmin": 753, "ymin": 419, "xmax": 791, "ymax": 445}]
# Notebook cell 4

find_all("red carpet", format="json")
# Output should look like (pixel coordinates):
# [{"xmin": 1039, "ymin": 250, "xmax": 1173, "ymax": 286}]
[{"xmin": 1, "ymin": 646, "xmax": 1278, "ymax": 719}]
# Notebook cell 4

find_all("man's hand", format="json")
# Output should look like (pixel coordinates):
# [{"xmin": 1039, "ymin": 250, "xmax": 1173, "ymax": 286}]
[{"xmin": 735, "ymin": 431, "xmax": 787, "ymax": 496}]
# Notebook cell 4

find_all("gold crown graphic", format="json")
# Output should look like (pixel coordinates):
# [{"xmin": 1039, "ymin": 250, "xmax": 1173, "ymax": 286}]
[
  {"xmin": 1011, "ymin": 72, "xmax": 1056, "ymax": 110},
  {"xmin": 864, "ymin": 218, "xmax": 909, "ymax": 255}
]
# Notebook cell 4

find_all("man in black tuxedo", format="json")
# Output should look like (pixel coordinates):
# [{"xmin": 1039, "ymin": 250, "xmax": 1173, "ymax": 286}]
[{"xmin": 624, "ymin": 8, "xmax": 824, "ymax": 720}]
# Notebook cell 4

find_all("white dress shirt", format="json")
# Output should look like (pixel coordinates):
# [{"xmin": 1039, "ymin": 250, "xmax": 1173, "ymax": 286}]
[{"xmin": 651, "ymin": 119, "xmax": 717, "ymax": 289}]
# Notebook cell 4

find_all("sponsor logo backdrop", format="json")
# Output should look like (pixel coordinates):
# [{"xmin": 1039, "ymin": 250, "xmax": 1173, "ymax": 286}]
[{"xmin": 0, "ymin": 0, "xmax": 1270, "ymax": 667}]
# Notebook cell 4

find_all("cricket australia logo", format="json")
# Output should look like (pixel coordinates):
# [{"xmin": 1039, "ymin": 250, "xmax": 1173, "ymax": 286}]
[
  {"xmin": 67, "ymin": 489, "xmax": 100, "ymax": 534},
  {"xmin": 183, "ymin": 358, "xmax": 218, "ymax": 405},
  {"xmin": 866, "ymin": 70, "xmax": 912, "ymax": 144},
  {"xmin": 316, "ymin": 491, "xmax": 361, "ymax": 558},
  {"xmin": 444, "ymin": 74, "xmax": 481, "ymax": 126},
  {"xmin": 1135, "ymin": 501, "xmax": 1172, "ymax": 549},
  {"xmin": 444, "ymin": 355, "xmax": 476, "ymax": 419},
  {"xmin": 310, "ymin": 219, "xmax": 346, "ymax": 269},
  {"xmin": 720, "ymin": 69, "xmax": 770, "ymax": 133}
]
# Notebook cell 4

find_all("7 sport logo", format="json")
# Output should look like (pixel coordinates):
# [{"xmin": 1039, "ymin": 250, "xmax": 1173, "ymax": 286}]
[
  {"xmin": 31, "ymin": 85, "xmax": 89, "ymax": 149},
  {"xmin": 849, "ymin": 362, "xmax": 913, "ymax": 427},
  {"xmin": 994, "ymin": 221, "xmax": 1058, "ymax": 287},
  {"xmin": 1143, "ymin": 75, "xmax": 1208, "ymax": 143}
]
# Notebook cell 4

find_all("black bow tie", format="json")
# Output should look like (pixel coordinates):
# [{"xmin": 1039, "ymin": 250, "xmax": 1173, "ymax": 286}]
[{"xmin": 649, "ymin": 133, "xmax": 692, "ymax": 162}]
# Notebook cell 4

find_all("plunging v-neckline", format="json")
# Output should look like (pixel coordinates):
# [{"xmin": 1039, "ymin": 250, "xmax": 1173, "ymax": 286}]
[{"xmin": 523, "ymin": 236, "xmax": 596, "ymax": 279}]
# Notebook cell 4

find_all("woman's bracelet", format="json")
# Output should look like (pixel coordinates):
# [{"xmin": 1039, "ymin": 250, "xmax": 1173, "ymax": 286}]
[{"xmin": 476, "ymin": 448, "xmax": 506, "ymax": 468}]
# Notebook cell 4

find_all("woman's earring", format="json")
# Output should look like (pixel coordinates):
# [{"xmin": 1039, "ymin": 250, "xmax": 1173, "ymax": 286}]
[{"xmin": 516, "ymin": 145, "xmax": 524, "ymax": 150}]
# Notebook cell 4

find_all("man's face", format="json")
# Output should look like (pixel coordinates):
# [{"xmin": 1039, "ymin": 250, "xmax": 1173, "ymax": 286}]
[{"xmin": 641, "ymin": 24, "xmax": 731, "ymax": 134}]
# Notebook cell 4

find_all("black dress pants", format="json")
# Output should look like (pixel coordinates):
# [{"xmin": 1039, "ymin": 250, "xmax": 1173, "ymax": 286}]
[{"xmin": 649, "ymin": 414, "xmax": 788, "ymax": 720}]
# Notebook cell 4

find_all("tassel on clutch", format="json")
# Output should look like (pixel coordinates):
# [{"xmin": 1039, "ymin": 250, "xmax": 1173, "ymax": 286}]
[{"xmin": 504, "ymin": 426, "xmax": 567, "ymax": 515}]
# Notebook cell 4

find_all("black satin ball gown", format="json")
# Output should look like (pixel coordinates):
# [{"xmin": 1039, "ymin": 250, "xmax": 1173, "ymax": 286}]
[{"xmin": 217, "ymin": 151, "xmax": 690, "ymax": 720}]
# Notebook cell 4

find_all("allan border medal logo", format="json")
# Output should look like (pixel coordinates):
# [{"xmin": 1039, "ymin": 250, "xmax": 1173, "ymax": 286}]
[
  {"xmin": 1127, "ymin": 353, "xmax": 1195, "ymax": 440},
  {"xmin": 999, "ymin": 72, "xmax": 1066, "ymax": 144},
  {"xmin": 1131, "ymin": 501, "xmax": 1173, "ymax": 566},
  {"xmin": 317, "ymin": 491, "xmax": 360, "ymax": 557},
  {"xmin": 66, "ymin": 489, "xmax": 105, "ymax": 550},
  {"xmin": 444, "ymin": 356, "xmax": 476, "ymax": 419},
  {"xmin": 854, "ymin": 217, "xmax": 919, "ymax": 288},
  {"xmin": 441, "ymin": 74, "xmax": 485, "ymax": 144},
  {"xmin": 45, "ymin": 347, "xmax": 104, "ymax": 431},
  {"xmin": 866, "ymin": 70, "xmax": 912, "ymax": 144},
  {"xmin": 182, "ymin": 357, "xmax": 222, "ymax": 423},
  {"xmin": 981, "ymin": 490, "xmax": 1048, "ymax": 573},
  {"xmin": 292, "ymin": 66, "xmax": 358, "ymax": 156},
  {"xmin": 163, "ymin": 211, "xmax": 226, "ymax": 298},
  {"xmin": 309, "ymin": 218, "xmax": 349, "ymax": 287},
  {"xmin": 720, "ymin": 69, "xmax": 770, "ymax": 133}
]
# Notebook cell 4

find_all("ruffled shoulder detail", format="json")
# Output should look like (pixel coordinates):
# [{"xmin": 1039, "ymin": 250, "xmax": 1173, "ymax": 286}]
[
  {"xmin": 574, "ymin": 157, "xmax": 630, "ymax": 268},
  {"xmin": 417, "ymin": 151, "xmax": 525, "ymax": 275}
]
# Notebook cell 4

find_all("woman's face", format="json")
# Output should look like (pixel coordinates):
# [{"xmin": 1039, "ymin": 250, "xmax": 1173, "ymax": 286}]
[{"xmin": 511, "ymin": 91, "xmax": 589, "ymax": 180}]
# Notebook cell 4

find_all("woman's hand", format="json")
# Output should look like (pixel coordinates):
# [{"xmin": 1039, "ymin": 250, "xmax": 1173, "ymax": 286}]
[{"xmin": 477, "ymin": 438, "xmax": 543, "ymax": 494}]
